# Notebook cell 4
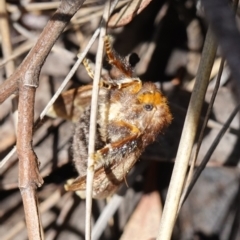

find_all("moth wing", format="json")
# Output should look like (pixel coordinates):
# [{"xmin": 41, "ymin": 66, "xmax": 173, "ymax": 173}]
[
  {"xmin": 65, "ymin": 151, "xmax": 139, "ymax": 199},
  {"xmin": 64, "ymin": 176, "xmax": 87, "ymax": 192},
  {"xmin": 64, "ymin": 164, "xmax": 111, "ymax": 193},
  {"xmin": 46, "ymin": 85, "xmax": 93, "ymax": 122}
]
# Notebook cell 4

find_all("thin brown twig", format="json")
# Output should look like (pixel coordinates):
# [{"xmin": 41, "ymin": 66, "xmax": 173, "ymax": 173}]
[{"xmin": 17, "ymin": 83, "xmax": 44, "ymax": 239}]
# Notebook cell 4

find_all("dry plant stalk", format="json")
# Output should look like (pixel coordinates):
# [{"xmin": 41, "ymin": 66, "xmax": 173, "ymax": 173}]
[
  {"xmin": 157, "ymin": 29, "xmax": 217, "ymax": 240},
  {"xmin": 0, "ymin": 1, "xmax": 86, "ymax": 239},
  {"xmin": 84, "ymin": 1, "xmax": 111, "ymax": 238}
]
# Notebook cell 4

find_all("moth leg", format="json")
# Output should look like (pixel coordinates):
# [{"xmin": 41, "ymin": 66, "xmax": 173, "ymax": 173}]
[
  {"xmin": 83, "ymin": 57, "xmax": 141, "ymax": 92},
  {"xmin": 83, "ymin": 58, "xmax": 107, "ymax": 85},
  {"xmin": 114, "ymin": 78, "xmax": 142, "ymax": 93},
  {"xmin": 91, "ymin": 121, "xmax": 141, "ymax": 170},
  {"xmin": 92, "ymin": 134, "xmax": 138, "ymax": 169},
  {"xmin": 82, "ymin": 58, "xmax": 116, "ymax": 89},
  {"xmin": 112, "ymin": 120, "xmax": 140, "ymax": 135},
  {"xmin": 104, "ymin": 35, "xmax": 133, "ymax": 78},
  {"xmin": 82, "ymin": 58, "xmax": 95, "ymax": 79},
  {"xmin": 99, "ymin": 77, "xmax": 142, "ymax": 92}
]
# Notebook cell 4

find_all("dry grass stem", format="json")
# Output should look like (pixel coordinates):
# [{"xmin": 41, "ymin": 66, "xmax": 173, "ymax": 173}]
[
  {"xmin": 157, "ymin": 28, "xmax": 217, "ymax": 240},
  {"xmin": 85, "ymin": 1, "xmax": 111, "ymax": 239}
]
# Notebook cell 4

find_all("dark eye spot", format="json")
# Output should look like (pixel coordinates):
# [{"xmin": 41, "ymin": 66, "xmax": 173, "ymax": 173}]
[
  {"xmin": 144, "ymin": 104, "xmax": 153, "ymax": 111},
  {"xmin": 128, "ymin": 53, "xmax": 140, "ymax": 67}
]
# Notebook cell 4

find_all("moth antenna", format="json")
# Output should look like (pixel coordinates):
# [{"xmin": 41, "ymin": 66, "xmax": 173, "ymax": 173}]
[{"xmin": 82, "ymin": 58, "xmax": 95, "ymax": 80}]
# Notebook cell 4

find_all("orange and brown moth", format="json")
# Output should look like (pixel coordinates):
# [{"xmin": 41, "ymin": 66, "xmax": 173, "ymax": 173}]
[{"xmin": 47, "ymin": 36, "xmax": 172, "ymax": 199}]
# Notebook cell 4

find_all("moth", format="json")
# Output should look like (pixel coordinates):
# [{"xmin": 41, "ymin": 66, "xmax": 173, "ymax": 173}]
[{"xmin": 47, "ymin": 36, "xmax": 172, "ymax": 199}]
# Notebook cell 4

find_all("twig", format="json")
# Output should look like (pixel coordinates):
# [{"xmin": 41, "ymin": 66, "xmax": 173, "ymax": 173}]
[
  {"xmin": 85, "ymin": 1, "xmax": 111, "ymax": 239},
  {"xmin": 17, "ymin": 82, "xmax": 44, "ymax": 239},
  {"xmin": 157, "ymin": 28, "xmax": 217, "ymax": 240}
]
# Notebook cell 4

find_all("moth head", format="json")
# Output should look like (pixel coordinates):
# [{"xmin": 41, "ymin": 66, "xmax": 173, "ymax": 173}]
[{"xmin": 136, "ymin": 83, "xmax": 172, "ymax": 135}]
